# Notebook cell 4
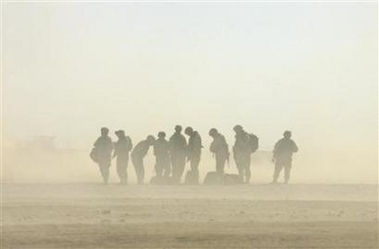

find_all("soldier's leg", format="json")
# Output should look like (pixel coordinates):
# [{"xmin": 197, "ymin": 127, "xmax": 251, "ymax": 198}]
[
  {"xmin": 139, "ymin": 161, "xmax": 145, "ymax": 184},
  {"xmin": 99, "ymin": 163, "xmax": 110, "ymax": 184},
  {"xmin": 116, "ymin": 159, "xmax": 127, "ymax": 184},
  {"xmin": 284, "ymin": 163, "xmax": 292, "ymax": 184},
  {"xmin": 116, "ymin": 161, "xmax": 122, "ymax": 182},
  {"xmin": 215, "ymin": 154, "xmax": 224, "ymax": 175},
  {"xmin": 155, "ymin": 159, "xmax": 163, "ymax": 177},
  {"xmin": 125, "ymin": 157, "xmax": 129, "ymax": 183},
  {"xmin": 273, "ymin": 162, "xmax": 283, "ymax": 183},
  {"xmin": 163, "ymin": 158, "xmax": 171, "ymax": 177},
  {"xmin": 245, "ymin": 164, "xmax": 251, "ymax": 184},
  {"xmin": 171, "ymin": 155, "xmax": 179, "ymax": 182},
  {"xmin": 236, "ymin": 163, "xmax": 244, "ymax": 181},
  {"xmin": 132, "ymin": 156, "xmax": 144, "ymax": 184},
  {"xmin": 97, "ymin": 163, "xmax": 104, "ymax": 181},
  {"xmin": 103, "ymin": 166, "xmax": 110, "ymax": 184},
  {"xmin": 190, "ymin": 157, "xmax": 200, "ymax": 184},
  {"xmin": 245, "ymin": 155, "xmax": 251, "ymax": 184},
  {"xmin": 132, "ymin": 156, "xmax": 139, "ymax": 182},
  {"xmin": 234, "ymin": 156, "xmax": 244, "ymax": 181},
  {"xmin": 177, "ymin": 156, "xmax": 186, "ymax": 182}
]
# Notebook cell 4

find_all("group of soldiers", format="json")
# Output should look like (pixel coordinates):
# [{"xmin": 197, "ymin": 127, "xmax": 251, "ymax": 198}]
[{"xmin": 90, "ymin": 125, "xmax": 298, "ymax": 185}]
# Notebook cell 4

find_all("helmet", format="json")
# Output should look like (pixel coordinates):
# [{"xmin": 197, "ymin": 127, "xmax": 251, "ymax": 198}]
[
  {"xmin": 283, "ymin": 130, "xmax": 292, "ymax": 137},
  {"xmin": 233, "ymin": 125, "xmax": 243, "ymax": 132},
  {"xmin": 101, "ymin": 127, "xmax": 109, "ymax": 135},
  {"xmin": 158, "ymin": 131, "xmax": 166, "ymax": 138},
  {"xmin": 185, "ymin": 127, "xmax": 193, "ymax": 135},
  {"xmin": 115, "ymin": 130, "xmax": 125, "ymax": 137},
  {"xmin": 209, "ymin": 128, "xmax": 218, "ymax": 136},
  {"xmin": 175, "ymin": 125, "xmax": 182, "ymax": 132},
  {"xmin": 146, "ymin": 135, "xmax": 155, "ymax": 144}
]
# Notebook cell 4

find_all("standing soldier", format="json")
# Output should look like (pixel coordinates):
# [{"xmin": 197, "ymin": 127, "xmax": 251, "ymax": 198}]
[
  {"xmin": 131, "ymin": 135, "xmax": 155, "ymax": 184},
  {"xmin": 272, "ymin": 131, "xmax": 298, "ymax": 184},
  {"xmin": 92, "ymin": 127, "xmax": 113, "ymax": 184},
  {"xmin": 233, "ymin": 125, "xmax": 252, "ymax": 184},
  {"xmin": 113, "ymin": 130, "xmax": 133, "ymax": 184},
  {"xmin": 169, "ymin": 125, "xmax": 187, "ymax": 183},
  {"xmin": 209, "ymin": 128, "xmax": 229, "ymax": 175},
  {"xmin": 154, "ymin": 132, "xmax": 171, "ymax": 178},
  {"xmin": 184, "ymin": 127, "xmax": 203, "ymax": 184}
]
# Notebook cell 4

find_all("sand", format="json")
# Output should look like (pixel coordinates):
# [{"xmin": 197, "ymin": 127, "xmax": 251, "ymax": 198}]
[{"xmin": 2, "ymin": 184, "xmax": 378, "ymax": 248}]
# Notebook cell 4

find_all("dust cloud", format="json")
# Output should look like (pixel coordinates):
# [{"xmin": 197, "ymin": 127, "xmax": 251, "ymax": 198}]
[{"xmin": 2, "ymin": 2, "xmax": 378, "ymax": 249}]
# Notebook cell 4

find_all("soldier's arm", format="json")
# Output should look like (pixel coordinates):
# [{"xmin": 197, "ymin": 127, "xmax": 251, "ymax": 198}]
[
  {"xmin": 133, "ymin": 143, "xmax": 142, "ymax": 155},
  {"xmin": 185, "ymin": 137, "xmax": 192, "ymax": 151},
  {"xmin": 221, "ymin": 136, "xmax": 229, "ymax": 154},
  {"xmin": 153, "ymin": 144, "xmax": 157, "ymax": 156},
  {"xmin": 292, "ymin": 141, "xmax": 299, "ymax": 153},
  {"xmin": 93, "ymin": 138, "xmax": 100, "ymax": 147},
  {"xmin": 168, "ymin": 135, "xmax": 175, "ymax": 151},
  {"xmin": 182, "ymin": 136, "xmax": 188, "ymax": 147},
  {"xmin": 210, "ymin": 140, "xmax": 217, "ymax": 153},
  {"xmin": 232, "ymin": 145, "xmax": 237, "ymax": 158},
  {"xmin": 126, "ymin": 137, "xmax": 133, "ymax": 151},
  {"xmin": 165, "ymin": 141, "xmax": 170, "ymax": 153},
  {"xmin": 272, "ymin": 141, "xmax": 280, "ymax": 159},
  {"xmin": 198, "ymin": 136, "xmax": 203, "ymax": 148},
  {"xmin": 194, "ymin": 136, "xmax": 200, "ymax": 149}
]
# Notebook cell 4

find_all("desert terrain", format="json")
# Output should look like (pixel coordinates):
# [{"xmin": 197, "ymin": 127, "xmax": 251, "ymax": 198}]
[{"xmin": 2, "ymin": 183, "xmax": 378, "ymax": 249}]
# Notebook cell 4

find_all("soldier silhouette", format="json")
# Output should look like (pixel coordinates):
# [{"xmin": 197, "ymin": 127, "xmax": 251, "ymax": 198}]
[
  {"xmin": 272, "ymin": 131, "xmax": 298, "ymax": 184},
  {"xmin": 232, "ymin": 125, "xmax": 252, "ymax": 184},
  {"xmin": 184, "ymin": 127, "xmax": 203, "ymax": 184},
  {"xmin": 169, "ymin": 125, "xmax": 187, "ymax": 183},
  {"xmin": 131, "ymin": 135, "xmax": 155, "ymax": 184},
  {"xmin": 209, "ymin": 128, "xmax": 229, "ymax": 175},
  {"xmin": 113, "ymin": 130, "xmax": 133, "ymax": 184},
  {"xmin": 92, "ymin": 127, "xmax": 113, "ymax": 184},
  {"xmin": 154, "ymin": 132, "xmax": 171, "ymax": 178}
]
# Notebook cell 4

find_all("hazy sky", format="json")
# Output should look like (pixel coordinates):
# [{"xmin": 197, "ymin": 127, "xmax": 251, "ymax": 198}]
[{"xmin": 3, "ymin": 2, "xmax": 378, "ymax": 182}]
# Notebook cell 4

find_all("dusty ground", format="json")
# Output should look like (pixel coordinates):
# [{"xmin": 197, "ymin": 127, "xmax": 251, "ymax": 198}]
[{"xmin": 2, "ymin": 184, "xmax": 378, "ymax": 249}]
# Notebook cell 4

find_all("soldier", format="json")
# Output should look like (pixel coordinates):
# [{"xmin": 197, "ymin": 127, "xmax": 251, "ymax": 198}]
[
  {"xmin": 92, "ymin": 127, "xmax": 113, "ymax": 184},
  {"xmin": 113, "ymin": 130, "xmax": 133, "ymax": 184},
  {"xmin": 272, "ymin": 131, "xmax": 298, "ymax": 184},
  {"xmin": 185, "ymin": 127, "xmax": 203, "ymax": 184},
  {"xmin": 232, "ymin": 125, "xmax": 252, "ymax": 184},
  {"xmin": 153, "ymin": 131, "xmax": 171, "ymax": 178},
  {"xmin": 209, "ymin": 128, "xmax": 229, "ymax": 175},
  {"xmin": 131, "ymin": 135, "xmax": 155, "ymax": 184},
  {"xmin": 169, "ymin": 125, "xmax": 187, "ymax": 183}
]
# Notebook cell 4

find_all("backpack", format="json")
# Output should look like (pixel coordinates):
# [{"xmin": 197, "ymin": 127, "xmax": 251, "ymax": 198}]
[
  {"xmin": 89, "ymin": 147, "xmax": 98, "ymax": 163},
  {"xmin": 248, "ymin": 134, "xmax": 259, "ymax": 153}
]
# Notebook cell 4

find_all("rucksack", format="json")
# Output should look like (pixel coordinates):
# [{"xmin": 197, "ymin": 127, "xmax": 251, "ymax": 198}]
[
  {"xmin": 248, "ymin": 133, "xmax": 259, "ymax": 153},
  {"xmin": 89, "ymin": 147, "xmax": 98, "ymax": 163}
]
